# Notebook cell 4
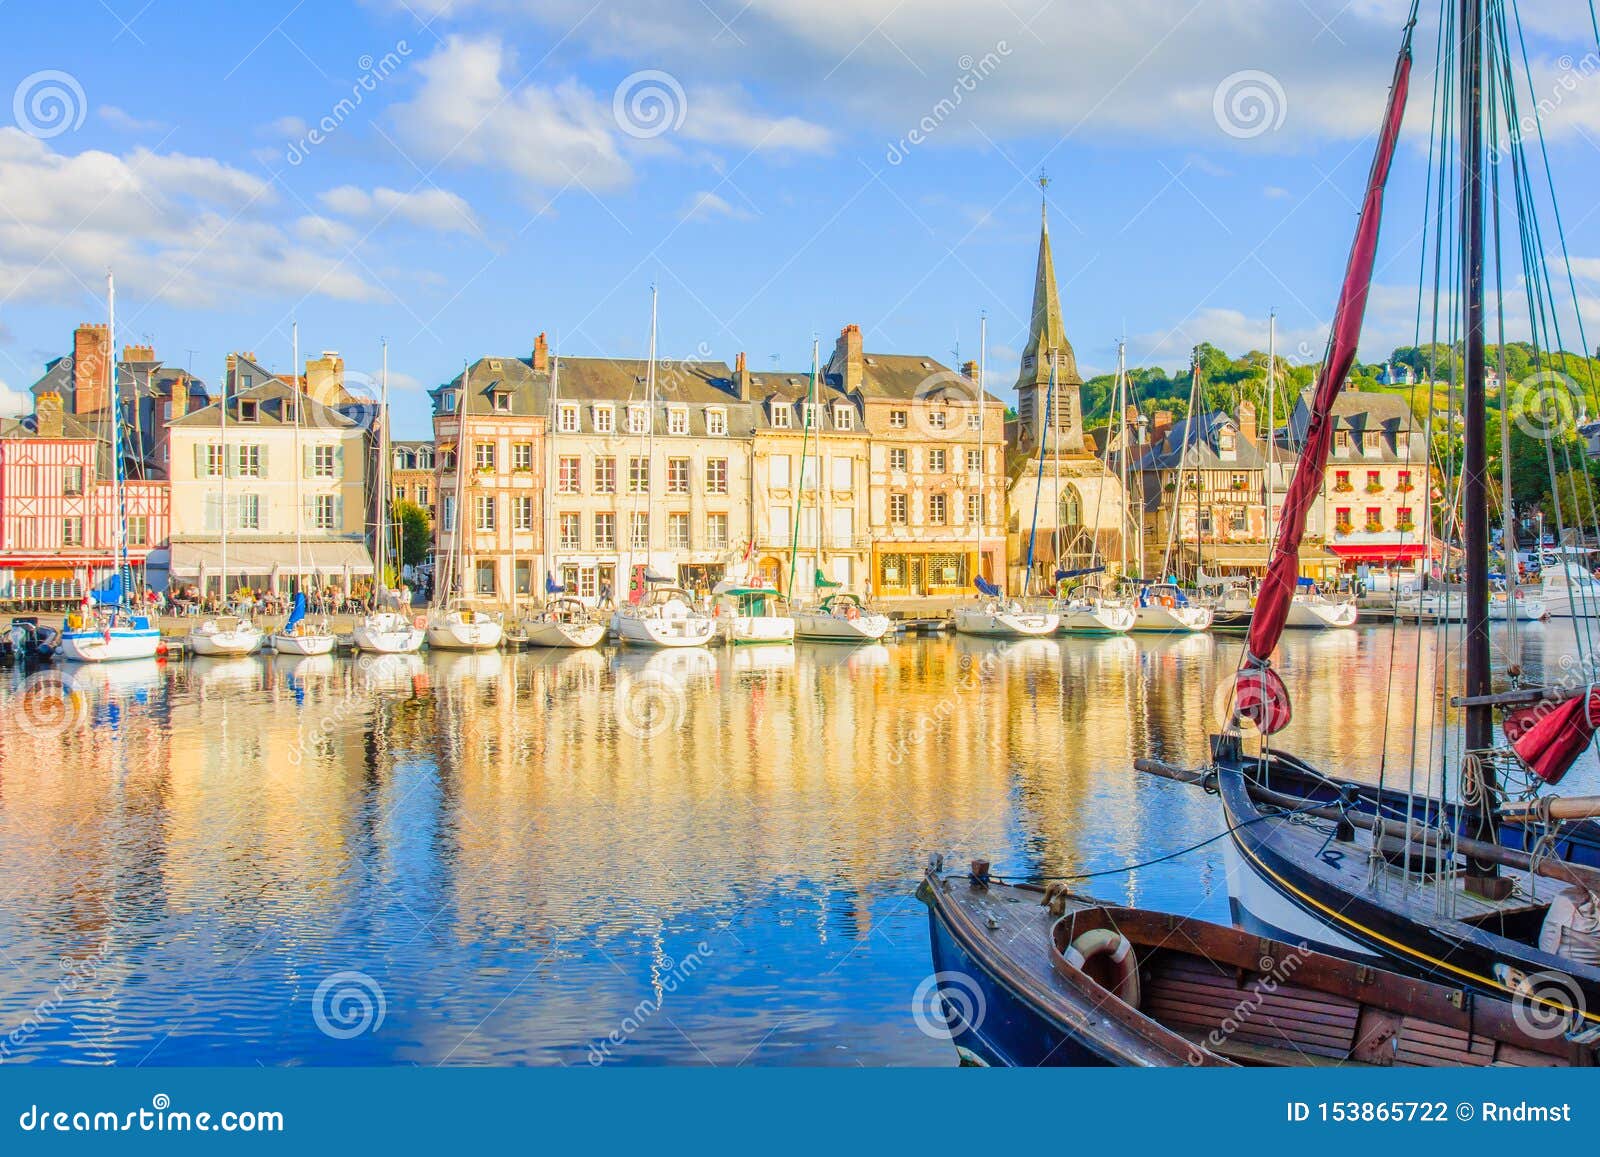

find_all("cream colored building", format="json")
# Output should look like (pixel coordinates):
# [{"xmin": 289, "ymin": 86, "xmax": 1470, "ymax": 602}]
[{"xmin": 167, "ymin": 366, "xmax": 372, "ymax": 597}]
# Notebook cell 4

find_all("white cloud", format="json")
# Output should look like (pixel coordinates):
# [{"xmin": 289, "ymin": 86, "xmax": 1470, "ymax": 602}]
[
  {"xmin": 0, "ymin": 128, "xmax": 380, "ymax": 308},
  {"xmin": 680, "ymin": 190, "xmax": 752, "ymax": 222},
  {"xmin": 292, "ymin": 214, "xmax": 358, "ymax": 247},
  {"xmin": 679, "ymin": 87, "xmax": 831, "ymax": 152},
  {"xmin": 318, "ymin": 185, "xmax": 480, "ymax": 234},
  {"xmin": 0, "ymin": 378, "xmax": 27, "ymax": 417},
  {"xmin": 263, "ymin": 115, "xmax": 308, "ymax": 137},
  {"xmin": 99, "ymin": 106, "xmax": 167, "ymax": 133}
]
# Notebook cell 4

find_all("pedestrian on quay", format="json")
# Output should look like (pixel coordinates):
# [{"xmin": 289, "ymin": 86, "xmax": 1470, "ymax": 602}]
[{"xmin": 599, "ymin": 579, "xmax": 614, "ymax": 611}]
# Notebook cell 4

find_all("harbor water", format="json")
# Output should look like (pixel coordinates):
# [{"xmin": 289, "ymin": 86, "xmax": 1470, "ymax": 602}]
[{"xmin": 1, "ymin": 623, "xmax": 1595, "ymax": 1066}]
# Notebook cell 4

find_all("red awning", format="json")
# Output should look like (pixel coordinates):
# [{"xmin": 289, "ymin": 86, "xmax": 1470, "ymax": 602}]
[{"xmin": 1325, "ymin": 542, "xmax": 1434, "ymax": 563}]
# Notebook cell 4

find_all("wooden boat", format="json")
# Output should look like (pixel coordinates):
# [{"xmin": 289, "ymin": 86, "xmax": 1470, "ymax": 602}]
[{"xmin": 920, "ymin": 861, "xmax": 1588, "ymax": 1067}]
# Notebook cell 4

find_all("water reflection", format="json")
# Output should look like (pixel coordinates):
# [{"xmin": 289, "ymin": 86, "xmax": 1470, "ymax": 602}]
[{"xmin": 0, "ymin": 622, "xmax": 1594, "ymax": 1066}]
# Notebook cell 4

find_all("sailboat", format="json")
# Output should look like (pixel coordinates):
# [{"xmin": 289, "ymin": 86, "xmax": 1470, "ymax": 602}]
[
  {"xmin": 425, "ymin": 361, "xmax": 504, "ymax": 652},
  {"xmin": 352, "ymin": 341, "xmax": 425, "ymax": 655},
  {"xmin": 609, "ymin": 287, "xmax": 715, "ymax": 650},
  {"xmin": 1191, "ymin": 2, "xmax": 1600, "ymax": 1037},
  {"xmin": 187, "ymin": 340, "xmax": 263, "ymax": 658},
  {"xmin": 954, "ymin": 339, "xmax": 1058, "ymax": 638},
  {"xmin": 58, "ymin": 278, "xmax": 164, "ymax": 663},
  {"xmin": 271, "ymin": 323, "xmax": 334, "ymax": 656},
  {"xmin": 1058, "ymin": 338, "xmax": 1136, "ymax": 635}
]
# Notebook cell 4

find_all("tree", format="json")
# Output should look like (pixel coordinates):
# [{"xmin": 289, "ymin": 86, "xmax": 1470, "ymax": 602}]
[{"xmin": 393, "ymin": 499, "xmax": 432, "ymax": 568}]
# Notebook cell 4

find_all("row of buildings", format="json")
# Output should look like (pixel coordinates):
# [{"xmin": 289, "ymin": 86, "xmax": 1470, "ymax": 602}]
[{"xmin": 0, "ymin": 208, "xmax": 1433, "ymax": 607}]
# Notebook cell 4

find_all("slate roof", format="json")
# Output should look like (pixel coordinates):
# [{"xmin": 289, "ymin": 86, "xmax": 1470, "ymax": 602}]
[{"xmin": 170, "ymin": 378, "xmax": 357, "ymax": 429}]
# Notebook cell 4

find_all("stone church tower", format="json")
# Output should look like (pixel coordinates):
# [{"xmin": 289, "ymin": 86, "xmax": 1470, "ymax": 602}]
[{"xmin": 1015, "ymin": 195, "xmax": 1086, "ymax": 456}]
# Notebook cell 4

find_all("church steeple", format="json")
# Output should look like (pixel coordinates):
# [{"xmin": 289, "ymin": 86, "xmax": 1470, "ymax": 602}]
[{"xmin": 1016, "ymin": 178, "xmax": 1084, "ymax": 453}]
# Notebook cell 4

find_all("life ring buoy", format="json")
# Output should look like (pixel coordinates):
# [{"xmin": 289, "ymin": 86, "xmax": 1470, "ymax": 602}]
[
  {"xmin": 1160, "ymin": 595, "xmax": 1175, "ymax": 608},
  {"xmin": 845, "ymin": 605, "xmax": 860, "ymax": 621},
  {"xmin": 412, "ymin": 615, "xmax": 426, "ymax": 630},
  {"xmin": 1060, "ymin": 927, "xmax": 1141, "ymax": 1007}
]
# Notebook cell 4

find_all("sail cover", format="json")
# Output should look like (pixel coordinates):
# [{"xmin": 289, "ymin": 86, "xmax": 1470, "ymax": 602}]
[
  {"xmin": 1234, "ymin": 32, "xmax": 1412, "ymax": 735},
  {"xmin": 1505, "ymin": 691, "xmax": 1600, "ymax": 786},
  {"xmin": 90, "ymin": 572, "xmax": 124, "ymax": 607},
  {"xmin": 975, "ymin": 576, "xmax": 1002, "ymax": 598},
  {"xmin": 285, "ymin": 591, "xmax": 307, "ymax": 630}
]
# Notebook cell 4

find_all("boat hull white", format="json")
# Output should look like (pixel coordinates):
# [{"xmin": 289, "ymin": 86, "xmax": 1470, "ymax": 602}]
[
  {"xmin": 521, "ymin": 619, "xmax": 607, "ymax": 648},
  {"xmin": 187, "ymin": 625, "xmax": 264, "ymax": 656},
  {"xmin": 792, "ymin": 612, "xmax": 892, "ymax": 642},
  {"xmin": 425, "ymin": 618, "xmax": 504, "ymax": 651},
  {"xmin": 717, "ymin": 616, "xmax": 795, "ymax": 645},
  {"xmin": 953, "ymin": 608, "xmax": 1059, "ymax": 638},
  {"xmin": 611, "ymin": 612, "xmax": 715, "ymax": 648},
  {"xmin": 269, "ymin": 631, "xmax": 335, "ymax": 655},
  {"xmin": 351, "ymin": 613, "xmax": 425, "ymax": 654},
  {"xmin": 1130, "ymin": 604, "xmax": 1212, "ymax": 633},
  {"xmin": 57, "ymin": 627, "xmax": 162, "ymax": 663},
  {"xmin": 1283, "ymin": 599, "xmax": 1358, "ymax": 629},
  {"xmin": 1056, "ymin": 604, "xmax": 1136, "ymax": 635}
]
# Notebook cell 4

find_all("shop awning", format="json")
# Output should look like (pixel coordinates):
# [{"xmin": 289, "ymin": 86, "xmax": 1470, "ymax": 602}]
[
  {"xmin": 169, "ymin": 539, "xmax": 374, "ymax": 578},
  {"xmin": 1179, "ymin": 543, "xmax": 1274, "ymax": 566},
  {"xmin": 1326, "ymin": 542, "xmax": 1435, "ymax": 563}
]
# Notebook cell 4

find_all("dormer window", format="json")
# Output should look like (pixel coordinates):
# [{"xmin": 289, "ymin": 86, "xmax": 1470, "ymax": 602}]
[
  {"xmin": 889, "ymin": 409, "xmax": 908, "ymax": 429},
  {"xmin": 593, "ymin": 405, "xmax": 615, "ymax": 434},
  {"xmin": 441, "ymin": 391, "xmax": 457, "ymax": 414},
  {"xmin": 1396, "ymin": 431, "xmax": 1410, "ymax": 455},
  {"xmin": 239, "ymin": 399, "xmax": 259, "ymax": 422},
  {"xmin": 833, "ymin": 405, "xmax": 854, "ymax": 431},
  {"xmin": 1334, "ymin": 429, "xmax": 1350, "ymax": 454},
  {"xmin": 282, "ymin": 399, "xmax": 297, "ymax": 424},
  {"xmin": 492, "ymin": 391, "xmax": 511, "ymax": 413},
  {"xmin": 627, "ymin": 405, "xmax": 649, "ymax": 435},
  {"xmin": 803, "ymin": 403, "xmax": 820, "ymax": 429},
  {"xmin": 771, "ymin": 405, "xmax": 791, "ymax": 429},
  {"xmin": 706, "ymin": 407, "xmax": 727, "ymax": 436},
  {"xmin": 1362, "ymin": 431, "xmax": 1379, "ymax": 452},
  {"xmin": 488, "ymin": 359, "xmax": 503, "ymax": 372},
  {"xmin": 557, "ymin": 403, "xmax": 579, "ymax": 433},
  {"xmin": 667, "ymin": 406, "xmax": 688, "ymax": 435}
]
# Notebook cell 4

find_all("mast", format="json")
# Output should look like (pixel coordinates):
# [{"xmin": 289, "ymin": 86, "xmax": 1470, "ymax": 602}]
[
  {"xmin": 787, "ymin": 339, "xmax": 818, "ymax": 596},
  {"xmin": 1265, "ymin": 313, "xmax": 1276, "ymax": 549},
  {"xmin": 977, "ymin": 312, "xmax": 987, "ymax": 586},
  {"xmin": 291, "ymin": 321, "xmax": 303, "ymax": 599},
  {"xmin": 1115, "ymin": 339, "xmax": 1129, "ymax": 579},
  {"xmin": 547, "ymin": 343, "xmax": 558, "ymax": 600},
  {"xmin": 440, "ymin": 361, "xmax": 470, "ymax": 609},
  {"xmin": 107, "ymin": 272, "xmax": 128, "ymax": 607},
  {"xmin": 1459, "ymin": 0, "xmax": 1498, "ymax": 868},
  {"xmin": 646, "ymin": 285, "xmax": 658, "ymax": 579},
  {"xmin": 220, "ymin": 339, "xmax": 229, "ymax": 607},
  {"xmin": 377, "ymin": 340, "xmax": 389, "ymax": 599}
]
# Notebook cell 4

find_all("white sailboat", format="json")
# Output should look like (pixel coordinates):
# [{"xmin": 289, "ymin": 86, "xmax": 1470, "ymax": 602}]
[
  {"xmin": 1132, "ymin": 352, "xmax": 1212, "ymax": 633},
  {"xmin": 353, "ymin": 341, "xmax": 425, "ymax": 655},
  {"xmin": 712, "ymin": 578, "xmax": 794, "ymax": 645},
  {"xmin": 271, "ymin": 322, "xmax": 334, "ymax": 656},
  {"xmin": 188, "ymin": 338, "xmax": 263, "ymax": 657},
  {"xmin": 609, "ymin": 287, "xmax": 713, "ymax": 649},
  {"xmin": 1058, "ymin": 336, "xmax": 1135, "ymax": 635},
  {"xmin": 791, "ymin": 590, "xmax": 892, "ymax": 641},
  {"xmin": 58, "ymin": 273, "xmax": 163, "ymax": 664},
  {"xmin": 426, "ymin": 360, "xmax": 504, "ymax": 652}
]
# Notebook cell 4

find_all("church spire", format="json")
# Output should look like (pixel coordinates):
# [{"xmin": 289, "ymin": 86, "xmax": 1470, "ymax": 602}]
[{"xmin": 1017, "ymin": 176, "xmax": 1084, "ymax": 452}]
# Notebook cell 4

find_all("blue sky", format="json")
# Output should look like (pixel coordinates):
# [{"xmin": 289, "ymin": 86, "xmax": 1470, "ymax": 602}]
[{"xmin": 1, "ymin": 0, "xmax": 1598, "ymax": 437}]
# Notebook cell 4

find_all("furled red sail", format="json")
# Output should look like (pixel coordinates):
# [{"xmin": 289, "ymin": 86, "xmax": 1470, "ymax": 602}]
[
  {"xmin": 1504, "ymin": 691, "xmax": 1600, "ymax": 786},
  {"xmin": 1233, "ymin": 35, "xmax": 1413, "ymax": 736}
]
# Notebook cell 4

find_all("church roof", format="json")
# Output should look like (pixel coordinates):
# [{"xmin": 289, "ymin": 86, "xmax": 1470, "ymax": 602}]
[{"xmin": 1016, "ymin": 197, "xmax": 1082, "ymax": 390}]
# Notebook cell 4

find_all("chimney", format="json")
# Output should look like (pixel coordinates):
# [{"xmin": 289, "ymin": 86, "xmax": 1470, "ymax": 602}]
[
  {"xmin": 35, "ymin": 391, "xmax": 64, "ymax": 438},
  {"xmin": 123, "ymin": 343, "xmax": 155, "ymax": 363},
  {"xmin": 735, "ymin": 351, "xmax": 751, "ymax": 401},
  {"xmin": 1237, "ymin": 399, "xmax": 1257, "ymax": 443},
  {"xmin": 961, "ymin": 359, "xmax": 979, "ymax": 383},
  {"xmin": 834, "ymin": 324, "xmax": 864, "ymax": 393},
  {"xmin": 533, "ymin": 332, "xmax": 549, "ymax": 373},
  {"xmin": 303, "ymin": 351, "xmax": 343, "ymax": 404},
  {"xmin": 169, "ymin": 374, "xmax": 189, "ymax": 421},
  {"xmin": 1153, "ymin": 410, "xmax": 1174, "ymax": 443},
  {"xmin": 72, "ymin": 323, "xmax": 111, "ymax": 414}
]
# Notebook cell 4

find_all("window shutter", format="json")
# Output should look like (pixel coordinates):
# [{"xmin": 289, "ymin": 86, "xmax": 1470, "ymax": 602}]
[
  {"xmin": 193, "ymin": 442, "xmax": 205, "ymax": 478},
  {"xmin": 333, "ymin": 496, "xmax": 344, "ymax": 531},
  {"xmin": 334, "ymin": 444, "xmax": 344, "ymax": 474},
  {"xmin": 304, "ymin": 444, "xmax": 314, "ymax": 478},
  {"xmin": 257, "ymin": 444, "xmax": 269, "ymax": 476},
  {"xmin": 204, "ymin": 493, "xmax": 219, "ymax": 533}
]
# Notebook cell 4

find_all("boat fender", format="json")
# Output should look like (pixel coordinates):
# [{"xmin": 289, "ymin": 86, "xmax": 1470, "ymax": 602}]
[
  {"xmin": 1538, "ymin": 886, "xmax": 1600, "ymax": 967},
  {"xmin": 413, "ymin": 615, "xmax": 426, "ymax": 630},
  {"xmin": 1062, "ymin": 927, "xmax": 1141, "ymax": 1007}
]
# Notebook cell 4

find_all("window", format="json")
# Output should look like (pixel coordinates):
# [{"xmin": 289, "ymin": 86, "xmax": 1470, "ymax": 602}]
[
  {"xmin": 769, "ymin": 506, "xmax": 790, "ymax": 542},
  {"xmin": 61, "ymin": 517, "xmax": 83, "ymax": 546},
  {"xmin": 889, "ymin": 493, "xmax": 908, "ymax": 525},
  {"xmin": 439, "ymin": 449, "xmax": 456, "ymax": 471},
  {"xmin": 512, "ymin": 442, "xmax": 533, "ymax": 470},
  {"xmin": 889, "ymin": 410, "xmax": 908, "ymax": 429},
  {"xmin": 707, "ymin": 408, "xmax": 727, "ymax": 436},
  {"xmin": 594, "ymin": 457, "xmax": 616, "ymax": 493},
  {"xmin": 627, "ymin": 405, "xmax": 649, "ymax": 435},
  {"xmin": 831, "ymin": 508, "xmax": 854, "ymax": 546},
  {"xmin": 967, "ymin": 412, "xmax": 982, "ymax": 431},
  {"xmin": 559, "ymin": 512, "xmax": 581, "ymax": 550},
  {"xmin": 515, "ymin": 559, "xmax": 533, "ymax": 597},
  {"xmin": 630, "ymin": 512, "xmax": 650, "ymax": 549},
  {"xmin": 801, "ymin": 455, "xmax": 819, "ymax": 490},
  {"xmin": 1198, "ymin": 510, "xmax": 1214, "ymax": 535},
  {"xmin": 128, "ymin": 515, "xmax": 148, "ymax": 545},
  {"xmin": 442, "ymin": 494, "xmax": 456, "ymax": 532},
  {"xmin": 63, "ymin": 465, "xmax": 85, "ymax": 495},
  {"xmin": 236, "ymin": 494, "xmax": 261, "ymax": 531},
  {"xmin": 833, "ymin": 404, "xmax": 854, "ymax": 431},
  {"xmin": 667, "ymin": 513, "xmax": 691, "ymax": 549},
  {"xmin": 706, "ymin": 458, "xmax": 728, "ymax": 494},
  {"xmin": 928, "ymin": 411, "xmax": 948, "ymax": 431},
  {"xmin": 929, "ymin": 449, "xmax": 947, "ymax": 473},
  {"xmin": 1397, "ymin": 470, "xmax": 1414, "ymax": 491},
  {"xmin": 593, "ymin": 405, "xmax": 614, "ymax": 434},
  {"xmin": 1367, "ymin": 470, "xmax": 1382, "ymax": 492},
  {"xmin": 594, "ymin": 512, "xmax": 616, "ymax": 550},
  {"xmin": 966, "ymin": 493, "xmax": 982, "ymax": 526},
  {"xmin": 492, "ymin": 392, "xmax": 511, "ymax": 413},
  {"xmin": 314, "ymin": 494, "xmax": 336, "ymax": 530},
  {"xmin": 667, "ymin": 406, "xmax": 688, "ymax": 435},
  {"xmin": 889, "ymin": 447, "xmax": 908, "ymax": 472},
  {"xmin": 1365, "ymin": 507, "xmax": 1383, "ymax": 531},
  {"xmin": 1397, "ymin": 506, "xmax": 1416, "ymax": 531},
  {"xmin": 1334, "ymin": 470, "xmax": 1352, "ymax": 492},
  {"xmin": 239, "ymin": 399, "xmax": 259, "ymax": 422},
  {"xmin": 770, "ymin": 455, "xmax": 791, "ymax": 488},
  {"xmin": 1230, "ymin": 472, "xmax": 1249, "ymax": 490},
  {"xmin": 205, "ymin": 444, "xmax": 225, "ymax": 477},
  {"xmin": 1334, "ymin": 429, "xmax": 1350, "ymax": 453},
  {"xmin": 441, "ymin": 391, "xmax": 457, "ymax": 414},
  {"xmin": 312, "ymin": 445, "xmax": 336, "ymax": 477},
  {"xmin": 1335, "ymin": 506, "xmax": 1353, "ymax": 532},
  {"xmin": 474, "ymin": 441, "xmax": 495, "ymax": 471},
  {"xmin": 513, "ymin": 495, "xmax": 534, "ymax": 531},
  {"xmin": 237, "ymin": 444, "xmax": 262, "ymax": 477},
  {"xmin": 831, "ymin": 456, "xmax": 852, "ymax": 490},
  {"xmin": 966, "ymin": 448, "xmax": 982, "ymax": 474},
  {"xmin": 1362, "ymin": 431, "xmax": 1379, "ymax": 452},
  {"xmin": 697, "ymin": 513, "xmax": 724, "ymax": 550},
  {"xmin": 558, "ymin": 456, "xmax": 581, "ymax": 494},
  {"xmin": 1230, "ymin": 508, "xmax": 1248, "ymax": 534},
  {"xmin": 929, "ymin": 493, "xmax": 947, "ymax": 525},
  {"xmin": 667, "ymin": 457, "xmax": 690, "ymax": 494},
  {"xmin": 771, "ymin": 405, "xmax": 791, "ymax": 429},
  {"xmin": 476, "ymin": 560, "xmax": 496, "ymax": 594},
  {"xmin": 802, "ymin": 403, "xmax": 820, "ymax": 430},
  {"xmin": 475, "ymin": 494, "xmax": 496, "ymax": 531},
  {"xmin": 1396, "ymin": 431, "xmax": 1411, "ymax": 455},
  {"xmin": 629, "ymin": 457, "xmax": 650, "ymax": 493},
  {"xmin": 417, "ymin": 485, "xmax": 430, "ymax": 508}
]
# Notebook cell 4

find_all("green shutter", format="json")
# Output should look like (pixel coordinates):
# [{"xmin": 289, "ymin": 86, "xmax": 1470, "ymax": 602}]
[
  {"xmin": 257, "ymin": 444, "xmax": 269, "ymax": 476},
  {"xmin": 193, "ymin": 442, "xmax": 205, "ymax": 478},
  {"xmin": 303, "ymin": 444, "xmax": 314, "ymax": 478},
  {"xmin": 333, "ymin": 496, "xmax": 344, "ymax": 531},
  {"xmin": 333, "ymin": 444, "xmax": 344, "ymax": 476}
]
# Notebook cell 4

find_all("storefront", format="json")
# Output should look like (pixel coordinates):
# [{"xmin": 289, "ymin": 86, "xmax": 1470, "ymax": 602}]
[{"xmin": 873, "ymin": 546, "xmax": 974, "ymax": 598}]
